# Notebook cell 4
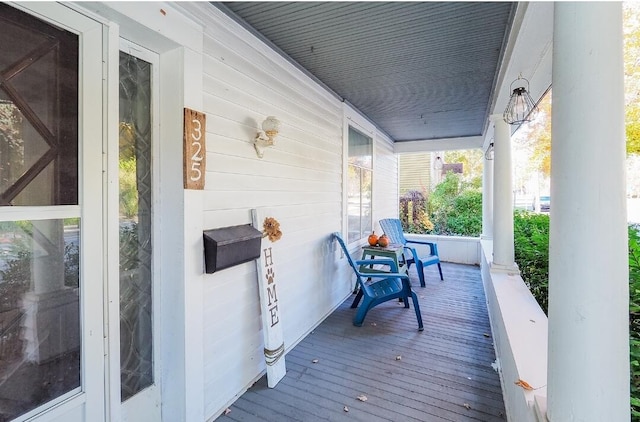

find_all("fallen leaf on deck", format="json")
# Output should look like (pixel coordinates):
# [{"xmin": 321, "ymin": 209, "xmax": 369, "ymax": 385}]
[
  {"xmin": 370, "ymin": 322, "xmax": 377, "ymax": 327},
  {"xmin": 483, "ymin": 333, "xmax": 490, "ymax": 338},
  {"xmin": 223, "ymin": 408, "xmax": 231, "ymax": 415},
  {"xmin": 395, "ymin": 355, "xmax": 402, "ymax": 361},
  {"xmin": 357, "ymin": 395, "xmax": 368, "ymax": 402},
  {"xmin": 312, "ymin": 359, "xmax": 319, "ymax": 364},
  {"xmin": 343, "ymin": 406, "xmax": 349, "ymax": 412},
  {"xmin": 515, "ymin": 379, "xmax": 534, "ymax": 390},
  {"xmin": 463, "ymin": 403, "xmax": 471, "ymax": 410}
]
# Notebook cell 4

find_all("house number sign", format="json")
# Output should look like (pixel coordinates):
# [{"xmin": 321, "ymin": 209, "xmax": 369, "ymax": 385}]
[{"xmin": 183, "ymin": 108, "xmax": 206, "ymax": 190}]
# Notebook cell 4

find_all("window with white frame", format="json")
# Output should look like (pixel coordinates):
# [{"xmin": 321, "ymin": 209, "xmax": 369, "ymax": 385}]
[{"xmin": 347, "ymin": 126, "xmax": 373, "ymax": 243}]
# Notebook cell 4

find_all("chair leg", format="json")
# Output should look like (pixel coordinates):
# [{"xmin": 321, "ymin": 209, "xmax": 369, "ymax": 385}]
[
  {"xmin": 353, "ymin": 299, "xmax": 373, "ymax": 326},
  {"xmin": 410, "ymin": 291, "xmax": 424, "ymax": 331},
  {"xmin": 417, "ymin": 264, "xmax": 426, "ymax": 287},
  {"xmin": 437, "ymin": 263, "xmax": 444, "ymax": 281},
  {"xmin": 351, "ymin": 290, "xmax": 363, "ymax": 308}
]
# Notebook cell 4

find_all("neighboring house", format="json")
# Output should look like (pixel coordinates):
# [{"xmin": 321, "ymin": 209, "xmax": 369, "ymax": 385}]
[
  {"xmin": 398, "ymin": 153, "xmax": 432, "ymax": 196},
  {"xmin": 0, "ymin": 2, "xmax": 629, "ymax": 422}
]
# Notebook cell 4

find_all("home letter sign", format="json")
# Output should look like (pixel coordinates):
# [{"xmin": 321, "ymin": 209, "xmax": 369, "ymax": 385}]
[
  {"xmin": 251, "ymin": 208, "xmax": 286, "ymax": 387},
  {"xmin": 183, "ymin": 108, "xmax": 206, "ymax": 190}
]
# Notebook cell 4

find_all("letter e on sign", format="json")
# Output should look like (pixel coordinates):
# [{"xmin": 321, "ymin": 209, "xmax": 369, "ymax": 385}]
[{"xmin": 183, "ymin": 108, "xmax": 206, "ymax": 190}]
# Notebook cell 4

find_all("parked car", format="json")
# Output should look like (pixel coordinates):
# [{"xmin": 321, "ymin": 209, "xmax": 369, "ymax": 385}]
[
  {"xmin": 539, "ymin": 195, "xmax": 550, "ymax": 212},
  {"xmin": 514, "ymin": 194, "xmax": 535, "ymax": 211}
]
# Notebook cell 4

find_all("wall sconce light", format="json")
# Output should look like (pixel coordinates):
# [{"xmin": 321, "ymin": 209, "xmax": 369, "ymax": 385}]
[
  {"xmin": 254, "ymin": 116, "xmax": 280, "ymax": 158},
  {"xmin": 503, "ymin": 76, "xmax": 538, "ymax": 125},
  {"xmin": 433, "ymin": 156, "xmax": 443, "ymax": 171},
  {"xmin": 485, "ymin": 141, "xmax": 494, "ymax": 161}
]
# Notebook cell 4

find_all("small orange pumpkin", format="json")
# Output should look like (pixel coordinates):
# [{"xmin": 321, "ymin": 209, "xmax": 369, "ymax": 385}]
[
  {"xmin": 367, "ymin": 232, "xmax": 379, "ymax": 246},
  {"xmin": 377, "ymin": 234, "xmax": 389, "ymax": 248}
]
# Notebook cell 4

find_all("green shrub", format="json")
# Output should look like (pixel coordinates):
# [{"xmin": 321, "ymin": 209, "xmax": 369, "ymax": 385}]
[
  {"xmin": 513, "ymin": 221, "xmax": 640, "ymax": 419},
  {"xmin": 446, "ymin": 190, "xmax": 482, "ymax": 236},
  {"xmin": 427, "ymin": 172, "xmax": 482, "ymax": 236},
  {"xmin": 630, "ymin": 224, "xmax": 640, "ymax": 420},
  {"xmin": 513, "ymin": 211, "xmax": 550, "ymax": 313},
  {"xmin": 399, "ymin": 190, "xmax": 434, "ymax": 234},
  {"xmin": 428, "ymin": 172, "xmax": 460, "ymax": 234}
]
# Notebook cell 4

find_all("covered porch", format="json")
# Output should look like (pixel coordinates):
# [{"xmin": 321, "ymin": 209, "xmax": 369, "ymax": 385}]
[
  {"xmin": 216, "ymin": 263, "xmax": 505, "ymax": 422},
  {"xmin": 0, "ymin": 2, "xmax": 630, "ymax": 422},
  {"xmin": 213, "ymin": 2, "xmax": 630, "ymax": 421}
]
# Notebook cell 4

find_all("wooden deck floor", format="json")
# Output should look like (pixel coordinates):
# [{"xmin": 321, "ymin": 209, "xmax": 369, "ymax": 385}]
[{"xmin": 216, "ymin": 263, "xmax": 505, "ymax": 422}]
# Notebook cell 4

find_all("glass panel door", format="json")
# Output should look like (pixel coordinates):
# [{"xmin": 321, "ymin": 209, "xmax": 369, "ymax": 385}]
[
  {"xmin": 0, "ymin": 3, "xmax": 104, "ymax": 421},
  {"xmin": 0, "ymin": 5, "xmax": 80, "ymax": 419},
  {"xmin": 117, "ymin": 41, "xmax": 160, "ymax": 421},
  {"xmin": 119, "ymin": 50, "xmax": 154, "ymax": 402}
]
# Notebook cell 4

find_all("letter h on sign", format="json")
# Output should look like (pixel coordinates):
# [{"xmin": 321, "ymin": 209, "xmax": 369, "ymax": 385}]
[{"xmin": 264, "ymin": 248, "xmax": 279, "ymax": 327}]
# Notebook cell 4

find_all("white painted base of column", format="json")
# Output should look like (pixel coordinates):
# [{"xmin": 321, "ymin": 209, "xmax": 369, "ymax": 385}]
[
  {"xmin": 534, "ymin": 395, "xmax": 548, "ymax": 422},
  {"xmin": 490, "ymin": 261, "xmax": 520, "ymax": 274},
  {"xmin": 480, "ymin": 234, "xmax": 493, "ymax": 241}
]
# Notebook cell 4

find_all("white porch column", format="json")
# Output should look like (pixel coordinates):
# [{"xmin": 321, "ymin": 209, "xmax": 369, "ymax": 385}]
[
  {"xmin": 491, "ymin": 117, "xmax": 517, "ymax": 271},
  {"xmin": 482, "ymin": 149, "xmax": 494, "ymax": 239},
  {"xmin": 548, "ymin": 3, "xmax": 629, "ymax": 421}
]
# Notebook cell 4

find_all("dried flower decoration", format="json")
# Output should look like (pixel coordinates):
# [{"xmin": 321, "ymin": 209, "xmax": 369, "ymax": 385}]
[{"xmin": 263, "ymin": 217, "xmax": 282, "ymax": 242}]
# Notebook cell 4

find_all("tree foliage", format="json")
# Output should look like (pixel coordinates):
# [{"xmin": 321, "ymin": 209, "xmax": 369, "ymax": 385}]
[
  {"xmin": 444, "ymin": 149, "xmax": 484, "ymax": 185},
  {"xmin": 512, "ymin": 91, "xmax": 552, "ymax": 179},
  {"xmin": 626, "ymin": 3, "xmax": 640, "ymax": 155},
  {"xmin": 511, "ymin": 3, "xmax": 640, "ymax": 183}
]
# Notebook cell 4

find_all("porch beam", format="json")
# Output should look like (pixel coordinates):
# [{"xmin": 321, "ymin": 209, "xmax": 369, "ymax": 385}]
[
  {"xmin": 393, "ymin": 135, "xmax": 484, "ymax": 153},
  {"xmin": 547, "ymin": 3, "xmax": 629, "ymax": 421}
]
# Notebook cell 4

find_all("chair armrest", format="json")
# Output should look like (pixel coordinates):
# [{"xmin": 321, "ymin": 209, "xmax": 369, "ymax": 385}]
[
  {"xmin": 405, "ymin": 240, "xmax": 438, "ymax": 256},
  {"xmin": 355, "ymin": 258, "xmax": 398, "ymax": 273},
  {"xmin": 355, "ymin": 271, "xmax": 409, "ymax": 281}
]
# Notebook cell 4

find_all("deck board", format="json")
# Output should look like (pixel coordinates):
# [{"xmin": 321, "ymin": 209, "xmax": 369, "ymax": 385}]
[{"xmin": 215, "ymin": 263, "xmax": 505, "ymax": 422}]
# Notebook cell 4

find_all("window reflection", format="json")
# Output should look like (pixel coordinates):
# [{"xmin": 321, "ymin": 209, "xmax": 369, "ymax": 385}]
[
  {"xmin": 347, "ymin": 127, "xmax": 373, "ymax": 243},
  {"xmin": 0, "ymin": 3, "xmax": 79, "ymax": 206},
  {"xmin": 119, "ymin": 51, "xmax": 153, "ymax": 401},
  {"xmin": 0, "ymin": 219, "xmax": 80, "ymax": 419}
]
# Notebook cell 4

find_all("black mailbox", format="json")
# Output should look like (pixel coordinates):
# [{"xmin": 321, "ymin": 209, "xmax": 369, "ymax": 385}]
[{"xmin": 203, "ymin": 224, "xmax": 262, "ymax": 273}]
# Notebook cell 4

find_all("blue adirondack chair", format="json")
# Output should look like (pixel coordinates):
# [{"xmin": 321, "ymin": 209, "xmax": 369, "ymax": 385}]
[
  {"xmin": 332, "ymin": 232, "xmax": 423, "ymax": 331},
  {"xmin": 379, "ymin": 218, "xmax": 443, "ymax": 287}
]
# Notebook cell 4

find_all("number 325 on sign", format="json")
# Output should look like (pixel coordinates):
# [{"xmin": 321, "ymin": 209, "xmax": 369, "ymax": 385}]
[{"xmin": 183, "ymin": 108, "xmax": 206, "ymax": 190}]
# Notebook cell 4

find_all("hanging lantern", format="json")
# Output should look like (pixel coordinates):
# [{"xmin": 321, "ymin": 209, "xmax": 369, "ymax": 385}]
[
  {"xmin": 484, "ymin": 142, "xmax": 494, "ymax": 161},
  {"xmin": 503, "ymin": 77, "xmax": 538, "ymax": 125}
]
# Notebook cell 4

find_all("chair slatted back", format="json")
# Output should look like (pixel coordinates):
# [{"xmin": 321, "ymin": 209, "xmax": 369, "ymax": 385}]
[
  {"xmin": 332, "ymin": 232, "xmax": 360, "ymax": 275},
  {"xmin": 379, "ymin": 218, "xmax": 408, "ymax": 245}
]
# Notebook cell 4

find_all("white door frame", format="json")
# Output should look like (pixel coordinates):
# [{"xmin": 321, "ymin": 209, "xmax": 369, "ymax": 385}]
[
  {"xmin": 1, "ymin": 2, "xmax": 105, "ymax": 421},
  {"xmin": 71, "ymin": 3, "xmax": 205, "ymax": 420}
]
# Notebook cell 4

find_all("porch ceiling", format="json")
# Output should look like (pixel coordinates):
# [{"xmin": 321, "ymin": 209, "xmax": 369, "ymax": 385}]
[{"xmin": 215, "ymin": 2, "xmax": 517, "ymax": 144}]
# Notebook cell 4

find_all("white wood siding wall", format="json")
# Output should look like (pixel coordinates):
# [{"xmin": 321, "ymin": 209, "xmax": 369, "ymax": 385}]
[{"xmin": 184, "ymin": 5, "xmax": 398, "ymax": 419}]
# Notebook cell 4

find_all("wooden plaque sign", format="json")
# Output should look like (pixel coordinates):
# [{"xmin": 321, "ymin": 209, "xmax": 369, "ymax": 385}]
[
  {"xmin": 251, "ymin": 208, "xmax": 286, "ymax": 387},
  {"xmin": 183, "ymin": 108, "xmax": 206, "ymax": 190}
]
